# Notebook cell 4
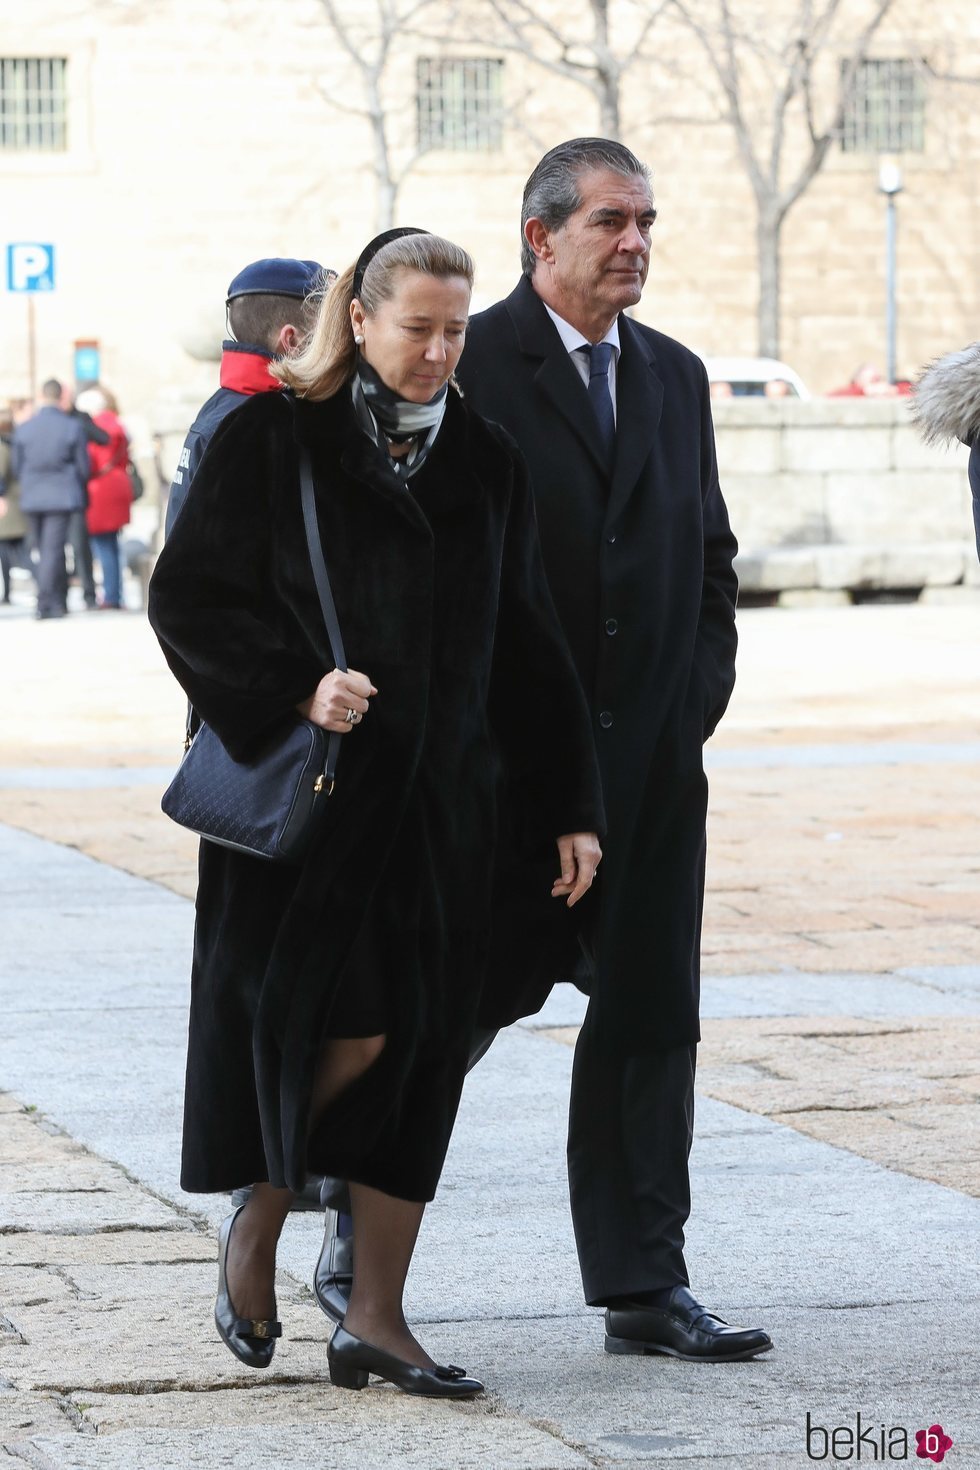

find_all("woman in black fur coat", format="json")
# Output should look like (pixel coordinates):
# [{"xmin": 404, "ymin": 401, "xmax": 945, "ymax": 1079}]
[{"xmin": 148, "ymin": 229, "xmax": 603, "ymax": 1397}]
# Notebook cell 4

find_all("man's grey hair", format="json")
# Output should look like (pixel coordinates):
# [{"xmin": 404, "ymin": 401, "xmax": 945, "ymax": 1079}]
[{"xmin": 521, "ymin": 137, "xmax": 652, "ymax": 278}]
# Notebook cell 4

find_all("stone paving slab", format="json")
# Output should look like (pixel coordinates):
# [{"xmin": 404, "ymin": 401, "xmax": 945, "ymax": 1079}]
[
  {"xmin": 693, "ymin": 1015, "xmax": 980, "ymax": 1197},
  {"xmin": 24, "ymin": 1418, "xmax": 592, "ymax": 1470},
  {"xmin": 0, "ymin": 1232, "xmax": 208, "ymax": 1268},
  {"xmin": 453, "ymin": 1308, "xmax": 980, "ymax": 1464},
  {"xmin": 699, "ymin": 965, "xmax": 980, "ymax": 1018},
  {"xmin": 0, "ymin": 1391, "xmax": 71, "ymax": 1448}
]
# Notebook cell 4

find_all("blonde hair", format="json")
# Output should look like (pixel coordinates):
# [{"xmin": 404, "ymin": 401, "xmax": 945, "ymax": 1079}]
[{"xmin": 273, "ymin": 233, "xmax": 474, "ymax": 401}]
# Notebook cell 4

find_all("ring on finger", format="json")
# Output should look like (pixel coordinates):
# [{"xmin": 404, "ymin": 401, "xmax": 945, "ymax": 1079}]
[{"xmin": 345, "ymin": 708, "xmax": 356, "ymax": 725}]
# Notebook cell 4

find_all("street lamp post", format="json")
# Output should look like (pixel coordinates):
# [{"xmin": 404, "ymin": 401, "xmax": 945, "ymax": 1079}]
[{"xmin": 878, "ymin": 159, "xmax": 903, "ymax": 386}]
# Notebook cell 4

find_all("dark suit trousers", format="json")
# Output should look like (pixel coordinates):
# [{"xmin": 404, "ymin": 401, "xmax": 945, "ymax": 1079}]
[
  {"xmin": 29, "ymin": 513, "xmax": 71, "ymax": 616},
  {"xmin": 568, "ymin": 1001, "xmax": 696, "ymax": 1305}
]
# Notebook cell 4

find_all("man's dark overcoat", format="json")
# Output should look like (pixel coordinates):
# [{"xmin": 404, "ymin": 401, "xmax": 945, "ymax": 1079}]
[
  {"xmin": 148, "ymin": 386, "xmax": 603, "ymax": 1202},
  {"xmin": 459, "ymin": 278, "xmax": 738, "ymax": 1054}
]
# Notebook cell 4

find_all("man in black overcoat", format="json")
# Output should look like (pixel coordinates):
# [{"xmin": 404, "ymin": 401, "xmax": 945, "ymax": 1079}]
[{"xmin": 456, "ymin": 138, "xmax": 772, "ymax": 1361}]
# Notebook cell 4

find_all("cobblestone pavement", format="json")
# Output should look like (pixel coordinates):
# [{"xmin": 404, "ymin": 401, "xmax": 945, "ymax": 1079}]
[{"xmin": 1, "ymin": 589, "xmax": 978, "ymax": 1466}]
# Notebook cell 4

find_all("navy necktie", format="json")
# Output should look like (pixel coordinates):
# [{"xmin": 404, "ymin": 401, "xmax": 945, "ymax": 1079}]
[{"xmin": 579, "ymin": 342, "xmax": 616, "ymax": 461}]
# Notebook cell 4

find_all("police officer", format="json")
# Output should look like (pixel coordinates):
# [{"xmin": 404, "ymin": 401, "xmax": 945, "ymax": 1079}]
[{"xmin": 166, "ymin": 258, "xmax": 331, "ymax": 535}]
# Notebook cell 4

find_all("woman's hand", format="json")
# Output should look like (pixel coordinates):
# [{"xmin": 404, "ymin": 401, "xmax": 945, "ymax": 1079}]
[
  {"xmin": 297, "ymin": 668, "xmax": 378, "ymax": 734},
  {"xmin": 552, "ymin": 832, "xmax": 602, "ymax": 908}
]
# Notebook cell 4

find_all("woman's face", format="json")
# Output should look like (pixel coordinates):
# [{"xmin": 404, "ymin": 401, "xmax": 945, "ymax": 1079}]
[{"xmin": 351, "ymin": 268, "xmax": 470, "ymax": 402}]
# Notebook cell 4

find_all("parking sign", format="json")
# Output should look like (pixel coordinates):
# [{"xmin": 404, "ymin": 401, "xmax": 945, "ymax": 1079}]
[{"xmin": 6, "ymin": 242, "xmax": 56, "ymax": 292}]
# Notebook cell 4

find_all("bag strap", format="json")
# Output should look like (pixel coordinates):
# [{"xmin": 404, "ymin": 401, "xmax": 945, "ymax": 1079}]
[
  {"xmin": 299, "ymin": 445, "xmax": 348, "ymax": 674},
  {"xmin": 183, "ymin": 439, "xmax": 349, "ymax": 784},
  {"xmin": 299, "ymin": 443, "xmax": 346, "ymax": 786}
]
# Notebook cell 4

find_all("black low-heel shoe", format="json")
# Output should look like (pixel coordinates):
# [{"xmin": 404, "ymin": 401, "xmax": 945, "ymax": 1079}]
[
  {"xmin": 327, "ymin": 1324, "xmax": 484, "ymax": 1398},
  {"xmin": 313, "ymin": 1207, "xmax": 353, "ymax": 1325},
  {"xmin": 214, "ymin": 1206, "xmax": 283, "ymax": 1369}
]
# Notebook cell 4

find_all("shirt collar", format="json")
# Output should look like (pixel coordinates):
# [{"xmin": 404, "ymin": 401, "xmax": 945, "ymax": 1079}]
[{"xmin": 543, "ymin": 304, "xmax": 620, "ymax": 359}]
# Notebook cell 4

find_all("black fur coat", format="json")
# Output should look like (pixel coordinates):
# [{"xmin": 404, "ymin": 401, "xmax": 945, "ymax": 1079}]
[{"xmin": 148, "ymin": 387, "xmax": 603, "ymax": 1200}]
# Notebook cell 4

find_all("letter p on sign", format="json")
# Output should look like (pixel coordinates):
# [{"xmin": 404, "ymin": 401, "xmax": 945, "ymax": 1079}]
[{"xmin": 6, "ymin": 243, "xmax": 56, "ymax": 293}]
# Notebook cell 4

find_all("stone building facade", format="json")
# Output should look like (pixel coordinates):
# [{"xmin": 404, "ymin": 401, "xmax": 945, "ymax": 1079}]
[{"xmin": 1, "ymin": 0, "xmax": 978, "ymax": 431}]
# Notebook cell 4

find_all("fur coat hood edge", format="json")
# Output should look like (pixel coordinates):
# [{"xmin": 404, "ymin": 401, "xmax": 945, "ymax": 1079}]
[{"xmin": 913, "ymin": 342, "xmax": 980, "ymax": 446}]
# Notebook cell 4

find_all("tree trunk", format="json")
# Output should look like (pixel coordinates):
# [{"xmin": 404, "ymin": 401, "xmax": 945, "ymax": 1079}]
[
  {"xmin": 591, "ymin": 0, "xmax": 620, "ymax": 138},
  {"xmin": 368, "ymin": 78, "xmax": 396, "ymax": 230},
  {"xmin": 598, "ymin": 81, "xmax": 620, "ymax": 139},
  {"xmin": 756, "ymin": 205, "xmax": 782, "ymax": 359},
  {"xmin": 376, "ymin": 171, "xmax": 396, "ymax": 230}
]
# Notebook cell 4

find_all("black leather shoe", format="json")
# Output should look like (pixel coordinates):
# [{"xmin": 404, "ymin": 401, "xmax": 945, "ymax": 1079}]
[
  {"xmin": 214, "ymin": 1207, "xmax": 283, "ymax": 1369},
  {"xmin": 327, "ymin": 1324, "xmax": 484, "ymax": 1398},
  {"xmin": 604, "ymin": 1285, "xmax": 773, "ymax": 1362},
  {"xmin": 230, "ymin": 1177, "xmax": 326, "ymax": 1212},
  {"xmin": 313, "ymin": 1206, "xmax": 352, "ymax": 1324}
]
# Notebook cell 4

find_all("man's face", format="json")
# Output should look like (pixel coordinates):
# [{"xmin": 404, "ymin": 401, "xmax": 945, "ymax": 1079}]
[{"xmin": 539, "ymin": 168, "xmax": 656, "ymax": 318}]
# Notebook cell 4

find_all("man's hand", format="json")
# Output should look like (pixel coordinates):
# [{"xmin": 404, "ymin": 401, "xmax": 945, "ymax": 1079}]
[
  {"xmin": 552, "ymin": 832, "xmax": 602, "ymax": 907},
  {"xmin": 297, "ymin": 669, "xmax": 377, "ymax": 734}
]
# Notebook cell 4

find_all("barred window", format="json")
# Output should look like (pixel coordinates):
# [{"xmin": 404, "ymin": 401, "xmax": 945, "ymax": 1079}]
[
  {"xmin": 417, "ymin": 58, "xmax": 504, "ymax": 152},
  {"xmin": 0, "ymin": 58, "xmax": 68, "ymax": 151},
  {"xmin": 841, "ymin": 59, "xmax": 925, "ymax": 153}
]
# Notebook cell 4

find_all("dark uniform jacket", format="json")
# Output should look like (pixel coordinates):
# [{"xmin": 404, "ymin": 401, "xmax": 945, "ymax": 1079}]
[
  {"xmin": 165, "ymin": 342, "xmax": 280, "ymax": 535},
  {"xmin": 458, "ymin": 277, "xmax": 739, "ymax": 1052}
]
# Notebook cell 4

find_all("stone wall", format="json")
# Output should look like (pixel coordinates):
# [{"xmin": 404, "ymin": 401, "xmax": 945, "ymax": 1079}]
[{"xmin": 716, "ymin": 399, "xmax": 977, "ymax": 598}]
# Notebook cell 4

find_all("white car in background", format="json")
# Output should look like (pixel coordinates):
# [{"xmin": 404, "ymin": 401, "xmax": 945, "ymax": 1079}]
[{"xmin": 701, "ymin": 355, "xmax": 811, "ymax": 400}]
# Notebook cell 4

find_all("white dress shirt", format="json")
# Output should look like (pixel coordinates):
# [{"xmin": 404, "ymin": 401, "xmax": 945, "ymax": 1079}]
[{"xmin": 543, "ymin": 304, "xmax": 621, "ymax": 425}]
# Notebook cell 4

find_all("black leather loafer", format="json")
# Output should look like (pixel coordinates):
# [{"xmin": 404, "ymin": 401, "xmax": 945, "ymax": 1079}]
[
  {"xmin": 313, "ymin": 1207, "xmax": 353, "ymax": 1324},
  {"xmin": 214, "ymin": 1207, "xmax": 283, "ymax": 1369},
  {"xmin": 604, "ymin": 1285, "xmax": 773, "ymax": 1362},
  {"xmin": 327, "ymin": 1325, "xmax": 484, "ymax": 1397}
]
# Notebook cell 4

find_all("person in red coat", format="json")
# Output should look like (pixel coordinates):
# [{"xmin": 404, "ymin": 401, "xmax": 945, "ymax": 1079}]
[{"xmin": 76, "ymin": 387, "xmax": 132, "ymax": 608}]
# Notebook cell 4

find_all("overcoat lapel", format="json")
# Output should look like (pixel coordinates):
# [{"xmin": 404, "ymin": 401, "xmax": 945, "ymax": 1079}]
[
  {"xmin": 504, "ymin": 280, "xmax": 609, "ymax": 476},
  {"xmin": 606, "ymin": 314, "xmax": 663, "ymax": 527}
]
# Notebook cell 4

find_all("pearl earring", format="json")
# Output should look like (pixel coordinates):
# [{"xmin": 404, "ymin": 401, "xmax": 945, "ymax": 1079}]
[{"xmin": 354, "ymin": 334, "xmax": 364, "ymax": 345}]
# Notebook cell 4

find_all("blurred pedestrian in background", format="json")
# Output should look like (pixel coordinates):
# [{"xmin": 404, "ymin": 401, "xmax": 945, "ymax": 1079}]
[
  {"xmin": 62, "ymin": 383, "xmax": 110, "ymax": 610},
  {"xmin": 828, "ymin": 362, "xmax": 911, "ymax": 397},
  {"xmin": 166, "ymin": 257, "xmax": 329, "ymax": 535},
  {"xmin": 11, "ymin": 379, "xmax": 90, "ymax": 620},
  {"xmin": 0, "ymin": 401, "xmax": 32, "ymax": 605},
  {"xmin": 913, "ymin": 341, "xmax": 980, "ymax": 560},
  {"xmin": 76, "ymin": 386, "xmax": 133, "ymax": 610}
]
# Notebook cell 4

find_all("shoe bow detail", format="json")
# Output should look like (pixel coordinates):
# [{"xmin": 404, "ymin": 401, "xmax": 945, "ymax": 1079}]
[
  {"xmin": 233, "ymin": 1317, "xmax": 283, "ymax": 1341},
  {"xmin": 435, "ymin": 1364, "xmax": 467, "ymax": 1380}
]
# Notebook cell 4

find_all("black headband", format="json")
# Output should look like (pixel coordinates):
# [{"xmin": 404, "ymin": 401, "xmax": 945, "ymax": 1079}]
[{"xmin": 351, "ymin": 226, "xmax": 429, "ymax": 299}]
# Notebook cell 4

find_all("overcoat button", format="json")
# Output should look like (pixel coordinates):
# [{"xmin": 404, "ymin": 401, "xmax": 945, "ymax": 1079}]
[
  {"xmin": 606, "ymin": 535, "xmax": 617, "ymax": 545},
  {"xmin": 605, "ymin": 618, "xmax": 618, "ymax": 636},
  {"xmin": 599, "ymin": 711, "xmax": 614, "ymax": 729}
]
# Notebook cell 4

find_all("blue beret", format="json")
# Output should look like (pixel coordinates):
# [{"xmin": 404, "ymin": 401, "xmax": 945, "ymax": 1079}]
[{"xmin": 226, "ymin": 258, "xmax": 325, "ymax": 302}]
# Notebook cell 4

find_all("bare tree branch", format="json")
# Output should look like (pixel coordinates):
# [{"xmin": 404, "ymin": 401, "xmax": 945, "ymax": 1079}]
[{"xmin": 315, "ymin": 0, "xmax": 444, "ymax": 228}]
